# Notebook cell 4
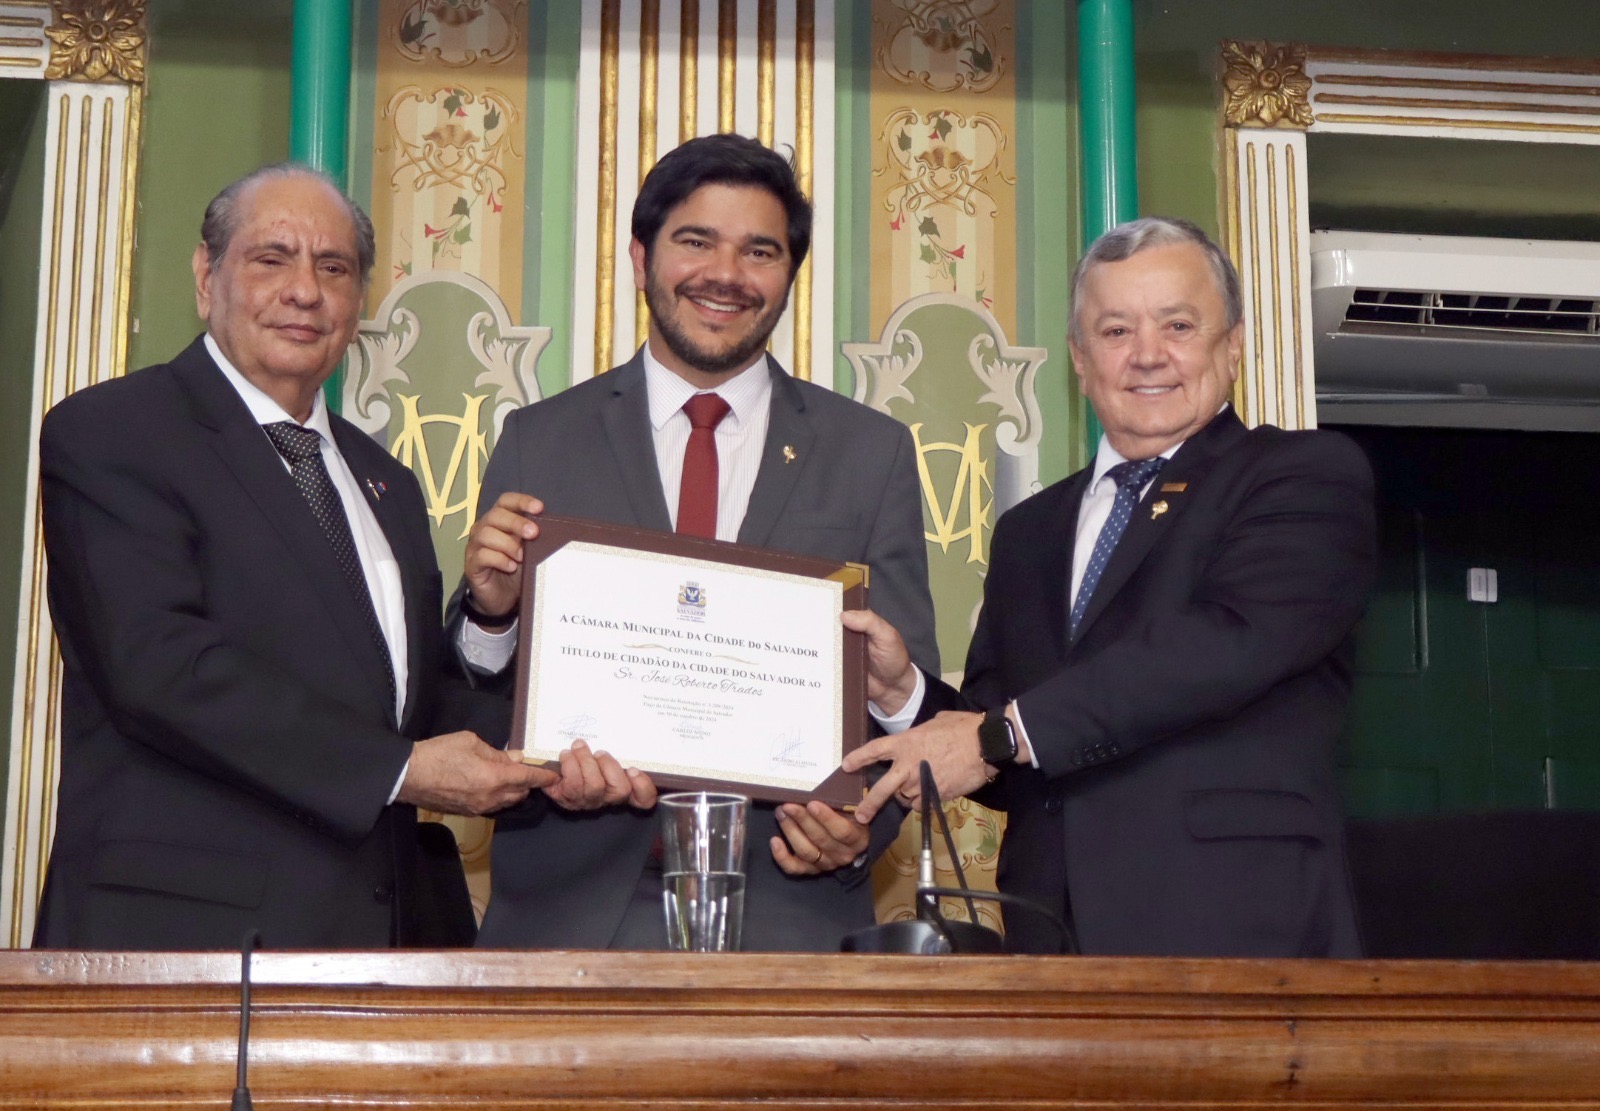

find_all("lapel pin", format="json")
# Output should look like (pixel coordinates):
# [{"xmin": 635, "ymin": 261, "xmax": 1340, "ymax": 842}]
[
  {"xmin": 1150, "ymin": 500, "xmax": 1168, "ymax": 520},
  {"xmin": 1159, "ymin": 482, "xmax": 1188, "ymax": 493},
  {"xmin": 366, "ymin": 479, "xmax": 387, "ymax": 500},
  {"xmin": 782, "ymin": 445, "xmax": 797, "ymax": 464}
]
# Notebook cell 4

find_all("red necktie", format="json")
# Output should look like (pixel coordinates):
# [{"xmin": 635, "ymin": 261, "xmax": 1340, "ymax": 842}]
[{"xmin": 676, "ymin": 393, "xmax": 731, "ymax": 538}]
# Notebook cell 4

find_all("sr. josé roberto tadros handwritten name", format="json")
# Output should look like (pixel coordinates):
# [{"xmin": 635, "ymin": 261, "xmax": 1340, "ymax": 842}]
[{"xmin": 515, "ymin": 538, "xmax": 852, "ymax": 802}]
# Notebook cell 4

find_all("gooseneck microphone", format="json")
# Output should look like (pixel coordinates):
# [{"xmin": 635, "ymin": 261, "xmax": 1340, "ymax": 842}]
[{"xmin": 231, "ymin": 929, "xmax": 260, "ymax": 1111}]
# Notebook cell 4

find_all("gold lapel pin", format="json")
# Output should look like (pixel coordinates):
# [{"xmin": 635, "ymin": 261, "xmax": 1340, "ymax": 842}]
[
  {"xmin": 1159, "ymin": 482, "xmax": 1188, "ymax": 493},
  {"xmin": 782, "ymin": 445, "xmax": 797, "ymax": 464},
  {"xmin": 1150, "ymin": 500, "xmax": 1168, "ymax": 520}
]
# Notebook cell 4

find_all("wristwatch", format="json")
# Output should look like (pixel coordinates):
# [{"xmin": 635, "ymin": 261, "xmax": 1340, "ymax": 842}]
[
  {"xmin": 459, "ymin": 591, "xmax": 516, "ymax": 631},
  {"xmin": 977, "ymin": 707, "xmax": 1018, "ymax": 765}
]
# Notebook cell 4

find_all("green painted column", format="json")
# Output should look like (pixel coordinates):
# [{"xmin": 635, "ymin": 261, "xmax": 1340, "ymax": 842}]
[
  {"xmin": 291, "ymin": 0, "xmax": 353, "ymax": 410},
  {"xmin": 1076, "ymin": 0, "xmax": 1137, "ymax": 450}
]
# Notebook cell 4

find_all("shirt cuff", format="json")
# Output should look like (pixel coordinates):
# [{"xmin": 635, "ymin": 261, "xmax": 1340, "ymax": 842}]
[
  {"xmin": 458, "ymin": 614, "xmax": 518, "ymax": 674},
  {"xmin": 388, "ymin": 756, "xmax": 409, "ymax": 806},
  {"xmin": 868, "ymin": 668, "xmax": 926, "ymax": 734},
  {"xmin": 1010, "ymin": 700, "xmax": 1041, "ymax": 768}
]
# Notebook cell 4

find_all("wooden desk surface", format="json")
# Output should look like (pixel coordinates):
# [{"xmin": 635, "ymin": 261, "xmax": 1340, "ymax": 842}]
[{"xmin": 3, "ymin": 950, "xmax": 1598, "ymax": 1107}]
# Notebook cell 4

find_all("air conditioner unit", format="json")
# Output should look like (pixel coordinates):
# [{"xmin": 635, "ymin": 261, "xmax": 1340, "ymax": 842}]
[{"xmin": 1310, "ymin": 231, "xmax": 1600, "ymax": 430}]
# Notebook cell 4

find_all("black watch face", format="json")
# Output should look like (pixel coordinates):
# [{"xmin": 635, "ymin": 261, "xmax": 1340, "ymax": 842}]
[{"xmin": 979, "ymin": 715, "xmax": 1012, "ymax": 763}]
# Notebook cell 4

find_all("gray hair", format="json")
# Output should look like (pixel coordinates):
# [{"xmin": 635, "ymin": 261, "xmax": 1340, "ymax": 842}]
[
  {"xmin": 199, "ymin": 162, "xmax": 377, "ymax": 284},
  {"xmin": 1068, "ymin": 216, "xmax": 1243, "ymax": 345}
]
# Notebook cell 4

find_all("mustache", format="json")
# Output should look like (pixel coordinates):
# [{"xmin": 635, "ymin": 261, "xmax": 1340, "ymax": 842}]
[{"xmin": 676, "ymin": 280, "xmax": 762, "ymax": 309}]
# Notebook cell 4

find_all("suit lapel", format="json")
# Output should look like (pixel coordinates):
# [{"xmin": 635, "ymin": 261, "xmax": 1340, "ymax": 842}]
[
  {"xmin": 600, "ymin": 354, "xmax": 674, "ymax": 531},
  {"xmin": 174, "ymin": 341, "xmax": 394, "ymax": 725},
  {"xmin": 736, "ymin": 361, "xmax": 814, "ymax": 548},
  {"xmin": 1034, "ymin": 473, "xmax": 1087, "ymax": 652},
  {"xmin": 1071, "ymin": 409, "xmax": 1246, "ymax": 644},
  {"xmin": 332, "ymin": 418, "xmax": 422, "ymax": 730}
]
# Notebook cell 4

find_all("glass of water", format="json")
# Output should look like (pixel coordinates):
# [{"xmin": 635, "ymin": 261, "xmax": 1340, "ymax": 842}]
[{"xmin": 658, "ymin": 792, "xmax": 749, "ymax": 951}]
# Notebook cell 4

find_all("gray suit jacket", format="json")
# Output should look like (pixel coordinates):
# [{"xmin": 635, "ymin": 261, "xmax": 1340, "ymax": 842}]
[{"xmin": 467, "ymin": 352, "xmax": 937, "ymax": 951}]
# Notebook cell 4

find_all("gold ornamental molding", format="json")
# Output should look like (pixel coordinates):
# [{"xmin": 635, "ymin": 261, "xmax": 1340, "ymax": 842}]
[
  {"xmin": 1221, "ymin": 40, "xmax": 1312, "ymax": 129},
  {"xmin": 43, "ymin": 0, "xmax": 145, "ymax": 83},
  {"xmin": 1218, "ymin": 42, "xmax": 1600, "ymax": 432}
]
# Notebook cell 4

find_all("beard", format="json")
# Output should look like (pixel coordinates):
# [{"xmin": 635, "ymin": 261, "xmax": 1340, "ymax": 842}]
[{"xmin": 644, "ymin": 271, "xmax": 789, "ymax": 378}]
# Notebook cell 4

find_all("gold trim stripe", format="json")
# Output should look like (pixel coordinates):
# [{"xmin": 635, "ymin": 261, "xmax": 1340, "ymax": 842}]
[
  {"xmin": 1287, "ymin": 141, "xmax": 1306, "ymax": 429},
  {"xmin": 0, "ymin": 55, "xmax": 41, "ymax": 67},
  {"xmin": 113, "ymin": 87, "xmax": 142, "ymax": 381},
  {"xmin": 1245, "ymin": 141, "xmax": 1263, "ymax": 429},
  {"xmin": 635, "ymin": 0, "xmax": 660, "ymax": 344},
  {"xmin": 65, "ymin": 100, "xmax": 89, "ymax": 397},
  {"xmin": 1313, "ymin": 112, "xmax": 1600, "ymax": 135},
  {"xmin": 793, "ymin": 0, "xmax": 813, "ymax": 383},
  {"xmin": 1314, "ymin": 92, "xmax": 1600, "ymax": 117},
  {"xmin": 1320, "ymin": 73, "xmax": 1600, "ymax": 97},
  {"xmin": 0, "ymin": 17, "xmax": 45, "ymax": 28},
  {"xmin": 0, "ymin": 36, "xmax": 42, "ymax": 46},
  {"xmin": 756, "ymin": 0, "xmax": 774, "ymax": 146},
  {"xmin": 679, "ymin": 0, "xmax": 698, "ymax": 143},
  {"xmin": 1222, "ymin": 128, "xmax": 1244, "ymax": 415},
  {"xmin": 594, "ymin": 0, "xmax": 620, "ymax": 375},
  {"xmin": 1266, "ymin": 142, "xmax": 1282, "ymax": 428},
  {"xmin": 717, "ymin": 0, "xmax": 735, "ymax": 133}
]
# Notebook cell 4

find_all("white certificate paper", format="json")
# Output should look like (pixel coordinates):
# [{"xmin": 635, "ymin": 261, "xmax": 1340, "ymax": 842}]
[{"xmin": 519, "ymin": 541, "xmax": 845, "ymax": 795}]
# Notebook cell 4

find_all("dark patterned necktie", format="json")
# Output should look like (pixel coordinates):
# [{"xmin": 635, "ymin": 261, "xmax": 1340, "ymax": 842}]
[
  {"xmin": 1069, "ymin": 456, "xmax": 1167, "ymax": 639},
  {"xmin": 262, "ymin": 421, "xmax": 397, "ymax": 708},
  {"xmin": 676, "ymin": 393, "xmax": 732, "ymax": 539}
]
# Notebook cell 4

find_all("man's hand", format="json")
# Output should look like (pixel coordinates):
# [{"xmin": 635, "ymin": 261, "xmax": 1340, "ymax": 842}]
[
  {"xmin": 841, "ymin": 608, "xmax": 918, "ymax": 715},
  {"xmin": 771, "ymin": 800, "xmax": 871, "ymax": 875},
  {"xmin": 841, "ymin": 710, "xmax": 993, "ymax": 823},
  {"xmin": 462, "ymin": 492, "xmax": 543, "ymax": 622},
  {"xmin": 538, "ymin": 739, "xmax": 657, "ymax": 811},
  {"xmin": 397, "ymin": 731, "xmax": 557, "ymax": 816}
]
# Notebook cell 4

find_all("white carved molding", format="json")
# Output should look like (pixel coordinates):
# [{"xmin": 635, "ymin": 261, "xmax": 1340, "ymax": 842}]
[{"xmin": 4, "ymin": 77, "xmax": 143, "ymax": 947}]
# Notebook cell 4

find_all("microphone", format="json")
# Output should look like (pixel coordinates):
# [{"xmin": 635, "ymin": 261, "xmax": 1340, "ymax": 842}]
[
  {"xmin": 231, "ymin": 929, "xmax": 260, "ymax": 1111},
  {"xmin": 842, "ymin": 759, "xmax": 1074, "ymax": 954}
]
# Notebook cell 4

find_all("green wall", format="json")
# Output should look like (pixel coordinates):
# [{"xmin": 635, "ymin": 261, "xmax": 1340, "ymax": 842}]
[
  {"xmin": 0, "ymin": 80, "xmax": 47, "ymax": 803},
  {"xmin": 127, "ymin": 0, "xmax": 294, "ymax": 372}
]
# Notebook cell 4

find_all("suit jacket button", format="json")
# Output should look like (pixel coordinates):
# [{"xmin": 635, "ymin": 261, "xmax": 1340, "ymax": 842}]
[
  {"xmin": 1070, "ymin": 752, "xmax": 1084, "ymax": 767},
  {"xmin": 373, "ymin": 883, "xmax": 393, "ymax": 904},
  {"xmin": 1044, "ymin": 798, "xmax": 1063, "ymax": 815}
]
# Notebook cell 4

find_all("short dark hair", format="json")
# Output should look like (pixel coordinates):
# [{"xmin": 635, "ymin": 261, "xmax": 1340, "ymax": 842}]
[
  {"xmin": 630, "ymin": 133, "xmax": 812, "ymax": 277},
  {"xmin": 200, "ymin": 162, "xmax": 377, "ymax": 284},
  {"xmin": 1069, "ymin": 216, "xmax": 1243, "ymax": 344}
]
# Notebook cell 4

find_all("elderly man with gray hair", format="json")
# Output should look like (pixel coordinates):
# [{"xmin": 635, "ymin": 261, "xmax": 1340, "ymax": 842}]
[
  {"xmin": 35, "ymin": 163, "xmax": 553, "ymax": 950},
  {"xmin": 842, "ymin": 216, "xmax": 1377, "ymax": 957}
]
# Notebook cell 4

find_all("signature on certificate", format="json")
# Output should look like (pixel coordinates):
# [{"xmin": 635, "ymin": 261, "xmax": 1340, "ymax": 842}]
[
  {"xmin": 558, "ymin": 713, "xmax": 600, "ymax": 743},
  {"xmin": 769, "ymin": 728, "xmax": 817, "ymax": 770}
]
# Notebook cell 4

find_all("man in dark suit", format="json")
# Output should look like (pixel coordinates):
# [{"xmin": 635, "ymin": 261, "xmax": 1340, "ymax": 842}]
[
  {"xmin": 455, "ymin": 134, "xmax": 938, "ymax": 951},
  {"xmin": 35, "ymin": 165, "xmax": 553, "ymax": 950},
  {"xmin": 844, "ymin": 217, "xmax": 1376, "ymax": 957}
]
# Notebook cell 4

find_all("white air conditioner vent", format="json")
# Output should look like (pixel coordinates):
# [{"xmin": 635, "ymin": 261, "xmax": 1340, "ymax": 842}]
[
  {"xmin": 1343, "ymin": 290, "xmax": 1600, "ymax": 338},
  {"xmin": 1311, "ymin": 231, "xmax": 1600, "ymax": 431}
]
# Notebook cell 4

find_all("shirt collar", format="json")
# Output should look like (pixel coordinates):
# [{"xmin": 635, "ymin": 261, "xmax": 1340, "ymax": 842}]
[
  {"xmin": 205, "ymin": 333, "xmax": 336, "ymax": 442},
  {"xmin": 641, "ymin": 342, "xmax": 772, "ymax": 432},
  {"xmin": 1087, "ymin": 404, "xmax": 1230, "ymax": 491}
]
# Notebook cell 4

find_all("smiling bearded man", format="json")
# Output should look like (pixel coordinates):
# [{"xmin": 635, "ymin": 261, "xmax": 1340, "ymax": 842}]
[{"xmin": 449, "ymin": 133, "xmax": 939, "ymax": 953}]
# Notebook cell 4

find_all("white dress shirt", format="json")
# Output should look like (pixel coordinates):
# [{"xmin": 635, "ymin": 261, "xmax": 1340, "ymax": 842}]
[
  {"xmin": 205, "ymin": 334, "xmax": 410, "ymax": 724},
  {"xmin": 459, "ymin": 347, "xmax": 775, "ymax": 674}
]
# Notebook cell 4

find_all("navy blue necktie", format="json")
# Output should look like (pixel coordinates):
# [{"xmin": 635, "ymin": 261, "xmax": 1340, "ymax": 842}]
[{"xmin": 1069, "ymin": 456, "xmax": 1167, "ymax": 639}]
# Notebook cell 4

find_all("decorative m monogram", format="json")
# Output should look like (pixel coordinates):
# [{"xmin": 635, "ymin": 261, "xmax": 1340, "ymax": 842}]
[
  {"xmin": 911, "ymin": 421, "xmax": 993, "ymax": 566},
  {"xmin": 389, "ymin": 393, "xmax": 489, "ymax": 540}
]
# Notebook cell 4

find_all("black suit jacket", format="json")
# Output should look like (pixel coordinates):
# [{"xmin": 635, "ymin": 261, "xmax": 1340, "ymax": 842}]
[
  {"xmin": 35, "ymin": 337, "xmax": 448, "ymax": 949},
  {"xmin": 925, "ymin": 409, "xmax": 1375, "ymax": 956},
  {"xmin": 463, "ymin": 352, "xmax": 938, "ymax": 952}
]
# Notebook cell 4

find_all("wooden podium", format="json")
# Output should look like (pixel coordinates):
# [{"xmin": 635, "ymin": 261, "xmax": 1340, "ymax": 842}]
[{"xmin": 1, "ymin": 950, "xmax": 1598, "ymax": 1107}]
